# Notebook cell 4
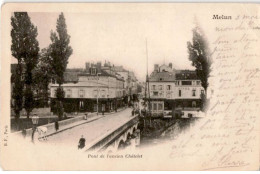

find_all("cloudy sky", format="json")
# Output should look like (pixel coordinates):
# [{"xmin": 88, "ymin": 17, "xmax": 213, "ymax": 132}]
[{"xmin": 12, "ymin": 8, "xmax": 197, "ymax": 81}]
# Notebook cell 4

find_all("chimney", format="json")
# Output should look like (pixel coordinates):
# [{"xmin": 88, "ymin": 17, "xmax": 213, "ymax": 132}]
[
  {"xmin": 169, "ymin": 63, "xmax": 172, "ymax": 69},
  {"xmin": 85, "ymin": 62, "xmax": 90, "ymax": 72},
  {"xmin": 154, "ymin": 64, "xmax": 159, "ymax": 72},
  {"xmin": 97, "ymin": 61, "xmax": 102, "ymax": 70}
]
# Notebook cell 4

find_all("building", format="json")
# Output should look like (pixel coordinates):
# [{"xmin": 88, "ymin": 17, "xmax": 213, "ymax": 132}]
[
  {"xmin": 103, "ymin": 61, "xmax": 140, "ymax": 100},
  {"xmin": 147, "ymin": 63, "xmax": 204, "ymax": 118},
  {"xmin": 50, "ymin": 62, "xmax": 132, "ymax": 113}
]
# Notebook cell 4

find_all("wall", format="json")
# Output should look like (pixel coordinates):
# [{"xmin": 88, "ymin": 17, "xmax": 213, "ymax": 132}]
[{"xmin": 149, "ymin": 81, "xmax": 204, "ymax": 100}]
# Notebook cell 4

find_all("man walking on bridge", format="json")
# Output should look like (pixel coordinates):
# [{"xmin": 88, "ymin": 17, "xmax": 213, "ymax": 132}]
[{"xmin": 78, "ymin": 135, "xmax": 86, "ymax": 149}]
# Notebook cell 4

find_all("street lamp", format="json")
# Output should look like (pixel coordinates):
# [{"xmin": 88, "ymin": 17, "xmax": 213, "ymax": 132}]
[{"xmin": 31, "ymin": 114, "xmax": 39, "ymax": 143}]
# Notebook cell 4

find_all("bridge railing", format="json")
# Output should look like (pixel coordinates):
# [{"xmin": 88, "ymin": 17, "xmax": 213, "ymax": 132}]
[{"xmin": 86, "ymin": 116, "xmax": 139, "ymax": 152}]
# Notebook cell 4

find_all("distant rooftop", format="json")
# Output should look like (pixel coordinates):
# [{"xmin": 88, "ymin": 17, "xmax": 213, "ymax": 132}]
[{"xmin": 149, "ymin": 63, "xmax": 199, "ymax": 81}]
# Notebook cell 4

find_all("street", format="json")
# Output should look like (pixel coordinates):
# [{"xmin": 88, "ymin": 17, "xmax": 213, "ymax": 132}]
[{"xmin": 41, "ymin": 108, "xmax": 133, "ymax": 148}]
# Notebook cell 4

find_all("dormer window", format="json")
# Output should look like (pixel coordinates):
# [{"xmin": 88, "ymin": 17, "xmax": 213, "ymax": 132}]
[{"xmin": 91, "ymin": 68, "xmax": 97, "ymax": 75}]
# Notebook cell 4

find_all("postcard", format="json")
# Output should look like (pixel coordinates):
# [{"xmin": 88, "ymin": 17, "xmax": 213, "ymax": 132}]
[{"xmin": 0, "ymin": 3, "xmax": 259, "ymax": 171}]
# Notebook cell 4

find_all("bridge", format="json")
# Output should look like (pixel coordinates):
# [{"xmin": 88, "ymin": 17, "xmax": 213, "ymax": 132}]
[
  {"xmin": 86, "ymin": 115, "xmax": 139, "ymax": 153},
  {"xmin": 32, "ymin": 108, "xmax": 141, "ymax": 152}
]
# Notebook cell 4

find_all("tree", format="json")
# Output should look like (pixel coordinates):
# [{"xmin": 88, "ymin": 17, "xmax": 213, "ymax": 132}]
[
  {"xmin": 200, "ymin": 93, "xmax": 208, "ymax": 112},
  {"xmin": 187, "ymin": 26, "xmax": 212, "ymax": 96},
  {"xmin": 49, "ymin": 12, "xmax": 73, "ymax": 120},
  {"xmin": 12, "ymin": 68, "xmax": 23, "ymax": 122},
  {"xmin": 11, "ymin": 12, "xmax": 40, "ymax": 120},
  {"xmin": 34, "ymin": 48, "xmax": 53, "ymax": 107}
]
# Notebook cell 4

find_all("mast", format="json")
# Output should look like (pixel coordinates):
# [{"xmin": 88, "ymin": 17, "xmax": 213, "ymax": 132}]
[{"xmin": 146, "ymin": 38, "xmax": 151, "ymax": 125}]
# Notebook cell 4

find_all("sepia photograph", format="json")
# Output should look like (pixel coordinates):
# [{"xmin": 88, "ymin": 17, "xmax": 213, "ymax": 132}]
[{"xmin": 0, "ymin": 3, "xmax": 260, "ymax": 171}]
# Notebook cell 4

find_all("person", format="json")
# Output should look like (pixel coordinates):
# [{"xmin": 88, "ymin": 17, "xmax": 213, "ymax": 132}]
[
  {"xmin": 63, "ymin": 112, "xmax": 67, "ymax": 119},
  {"xmin": 22, "ymin": 127, "xmax": 26, "ymax": 138},
  {"xmin": 132, "ymin": 109, "xmax": 135, "ymax": 116},
  {"xmin": 102, "ymin": 104, "xmax": 105, "ymax": 115},
  {"xmin": 78, "ymin": 135, "xmax": 86, "ymax": 149},
  {"xmin": 55, "ymin": 121, "xmax": 59, "ymax": 131}
]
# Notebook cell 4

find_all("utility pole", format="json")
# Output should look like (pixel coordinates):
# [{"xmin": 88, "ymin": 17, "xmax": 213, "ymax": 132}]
[
  {"xmin": 146, "ymin": 38, "xmax": 152, "ymax": 126},
  {"xmin": 96, "ymin": 72, "xmax": 100, "ymax": 115}
]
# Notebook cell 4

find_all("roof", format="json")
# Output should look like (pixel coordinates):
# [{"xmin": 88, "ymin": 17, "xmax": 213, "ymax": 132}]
[
  {"xmin": 77, "ymin": 69, "xmax": 124, "ymax": 82},
  {"xmin": 64, "ymin": 71, "xmax": 82, "ymax": 83},
  {"xmin": 51, "ymin": 81, "xmax": 108, "ymax": 88},
  {"xmin": 148, "ymin": 69, "xmax": 199, "ymax": 82},
  {"xmin": 149, "ymin": 71, "xmax": 176, "ymax": 82},
  {"xmin": 113, "ymin": 66, "xmax": 127, "ymax": 72},
  {"xmin": 175, "ymin": 70, "xmax": 199, "ymax": 80}
]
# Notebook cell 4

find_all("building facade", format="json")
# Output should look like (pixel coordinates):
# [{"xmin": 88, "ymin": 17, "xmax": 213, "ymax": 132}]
[
  {"xmin": 147, "ymin": 63, "xmax": 204, "ymax": 117},
  {"xmin": 50, "ymin": 62, "xmax": 136, "ymax": 113}
]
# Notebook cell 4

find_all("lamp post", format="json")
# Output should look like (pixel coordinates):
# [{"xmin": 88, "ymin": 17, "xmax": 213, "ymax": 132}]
[
  {"xmin": 31, "ymin": 114, "xmax": 39, "ymax": 143},
  {"xmin": 96, "ymin": 72, "xmax": 101, "ymax": 115}
]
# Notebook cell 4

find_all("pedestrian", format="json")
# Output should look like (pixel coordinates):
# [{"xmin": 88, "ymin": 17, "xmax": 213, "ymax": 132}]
[
  {"xmin": 22, "ymin": 127, "xmax": 26, "ymax": 138},
  {"xmin": 55, "ymin": 121, "xmax": 59, "ymax": 131},
  {"xmin": 63, "ymin": 112, "xmax": 67, "ymax": 119},
  {"xmin": 132, "ymin": 109, "xmax": 135, "ymax": 116},
  {"xmin": 78, "ymin": 135, "xmax": 86, "ymax": 149},
  {"xmin": 102, "ymin": 104, "xmax": 105, "ymax": 115}
]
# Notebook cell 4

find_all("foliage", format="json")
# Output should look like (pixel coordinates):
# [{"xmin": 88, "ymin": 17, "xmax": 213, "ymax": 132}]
[
  {"xmin": 11, "ymin": 12, "xmax": 39, "ymax": 119},
  {"xmin": 55, "ymin": 86, "xmax": 65, "ymax": 101},
  {"xmin": 12, "ymin": 67, "xmax": 23, "ymax": 119},
  {"xmin": 55, "ymin": 87, "xmax": 65, "ymax": 120},
  {"xmin": 187, "ymin": 26, "xmax": 212, "ymax": 93},
  {"xmin": 48, "ymin": 12, "xmax": 72, "ymax": 119},
  {"xmin": 24, "ymin": 87, "xmax": 34, "ymax": 119},
  {"xmin": 33, "ymin": 48, "xmax": 53, "ymax": 107},
  {"xmin": 49, "ymin": 12, "xmax": 73, "ymax": 86},
  {"xmin": 200, "ymin": 93, "xmax": 207, "ymax": 112},
  {"xmin": 11, "ymin": 12, "xmax": 39, "ymax": 62}
]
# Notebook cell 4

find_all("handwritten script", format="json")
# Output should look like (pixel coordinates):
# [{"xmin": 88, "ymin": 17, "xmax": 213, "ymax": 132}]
[{"xmin": 169, "ymin": 14, "xmax": 260, "ymax": 170}]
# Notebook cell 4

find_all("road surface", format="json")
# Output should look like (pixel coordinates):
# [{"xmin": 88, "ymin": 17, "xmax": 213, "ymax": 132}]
[{"xmin": 40, "ymin": 108, "xmax": 134, "ymax": 148}]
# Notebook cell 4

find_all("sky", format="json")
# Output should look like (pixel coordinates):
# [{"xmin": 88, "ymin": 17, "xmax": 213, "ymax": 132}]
[{"xmin": 11, "ymin": 10, "xmax": 196, "ymax": 82}]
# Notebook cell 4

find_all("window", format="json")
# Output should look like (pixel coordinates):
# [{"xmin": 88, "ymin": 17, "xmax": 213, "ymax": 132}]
[
  {"xmin": 182, "ymin": 81, "xmax": 192, "ymax": 85},
  {"xmin": 153, "ymin": 91, "xmax": 158, "ymax": 96},
  {"xmin": 158, "ymin": 85, "xmax": 163, "ymax": 90},
  {"xmin": 192, "ymin": 101, "xmax": 196, "ymax": 107},
  {"xmin": 152, "ymin": 85, "xmax": 156, "ymax": 90},
  {"xmin": 197, "ymin": 81, "xmax": 201, "ymax": 85},
  {"xmin": 153, "ymin": 103, "xmax": 157, "ymax": 110},
  {"xmin": 79, "ymin": 101, "xmax": 84, "ymax": 109},
  {"xmin": 179, "ymin": 90, "xmax": 181, "ymax": 97},
  {"xmin": 79, "ymin": 89, "xmax": 84, "ymax": 98},
  {"xmin": 192, "ymin": 89, "xmax": 196, "ymax": 96},
  {"xmin": 167, "ymin": 85, "xmax": 171, "ymax": 90},
  {"xmin": 66, "ymin": 89, "xmax": 72, "ymax": 98},
  {"xmin": 53, "ymin": 89, "xmax": 57, "ymax": 98},
  {"xmin": 91, "ymin": 68, "xmax": 97, "ymax": 75},
  {"xmin": 158, "ymin": 103, "xmax": 163, "ymax": 110},
  {"xmin": 176, "ymin": 81, "xmax": 180, "ymax": 85}
]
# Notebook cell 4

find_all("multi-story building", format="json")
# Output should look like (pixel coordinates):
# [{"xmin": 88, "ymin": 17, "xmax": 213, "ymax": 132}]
[
  {"xmin": 102, "ymin": 61, "xmax": 140, "ymax": 100},
  {"xmin": 147, "ymin": 63, "xmax": 204, "ymax": 118},
  {"xmin": 50, "ymin": 62, "xmax": 125, "ymax": 113}
]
